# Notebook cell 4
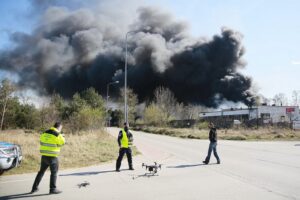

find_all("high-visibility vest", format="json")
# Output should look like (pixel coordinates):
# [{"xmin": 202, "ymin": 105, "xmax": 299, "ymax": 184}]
[
  {"xmin": 121, "ymin": 129, "xmax": 132, "ymax": 148},
  {"xmin": 40, "ymin": 127, "xmax": 65, "ymax": 157}
]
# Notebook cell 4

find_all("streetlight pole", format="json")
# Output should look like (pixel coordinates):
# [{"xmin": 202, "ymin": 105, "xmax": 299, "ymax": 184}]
[
  {"xmin": 124, "ymin": 30, "xmax": 137, "ymax": 124},
  {"xmin": 124, "ymin": 26, "xmax": 151, "ymax": 124},
  {"xmin": 106, "ymin": 81, "xmax": 119, "ymax": 126}
]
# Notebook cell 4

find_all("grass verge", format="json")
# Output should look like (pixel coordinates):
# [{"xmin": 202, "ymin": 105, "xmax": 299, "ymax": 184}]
[
  {"xmin": 0, "ymin": 129, "xmax": 139, "ymax": 175},
  {"xmin": 133, "ymin": 126, "xmax": 300, "ymax": 141}
]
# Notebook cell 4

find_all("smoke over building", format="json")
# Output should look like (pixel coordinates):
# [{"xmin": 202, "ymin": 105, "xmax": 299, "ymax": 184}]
[{"xmin": 0, "ymin": 0, "xmax": 255, "ymax": 107}]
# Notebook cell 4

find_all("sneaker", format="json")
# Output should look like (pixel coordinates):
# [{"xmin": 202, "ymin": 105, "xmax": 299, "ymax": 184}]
[
  {"xmin": 202, "ymin": 161, "xmax": 208, "ymax": 165},
  {"xmin": 31, "ymin": 188, "xmax": 39, "ymax": 194},
  {"xmin": 49, "ymin": 189, "xmax": 62, "ymax": 194}
]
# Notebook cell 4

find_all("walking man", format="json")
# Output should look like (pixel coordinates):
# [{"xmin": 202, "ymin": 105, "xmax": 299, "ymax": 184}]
[
  {"xmin": 203, "ymin": 122, "xmax": 220, "ymax": 164},
  {"xmin": 31, "ymin": 122, "xmax": 65, "ymax": 194},
  {"xmin": 116, "ymin": 122, "xmax": 134, "ymax": 172}
]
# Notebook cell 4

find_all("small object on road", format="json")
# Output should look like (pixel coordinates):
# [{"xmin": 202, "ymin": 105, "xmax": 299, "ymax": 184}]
[
  {"xmin": 77, "ymin": 181, "xmax": 90, "ymax": 188},
  {"xmin": 132, "ymin": 162, "xmax": 162, "ymax": 180},
  {"xmin": 142, "ymin": 162, "xmax": 162, "ymax": 175}
]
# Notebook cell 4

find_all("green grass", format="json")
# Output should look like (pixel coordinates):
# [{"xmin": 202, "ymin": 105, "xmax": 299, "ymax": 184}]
[
  {"xmin": 1, "ymin": 129, "xmax": 138, "ymax": 175},
  {"xmin": 133, "ymin": 126, "xmax": 300, "ymax": 141}
]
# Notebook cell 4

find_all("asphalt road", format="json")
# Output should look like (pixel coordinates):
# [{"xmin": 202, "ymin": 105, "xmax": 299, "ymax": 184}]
[{"xmin": 1, "ymin": 128, "xmax": 300, "ymax": 200}]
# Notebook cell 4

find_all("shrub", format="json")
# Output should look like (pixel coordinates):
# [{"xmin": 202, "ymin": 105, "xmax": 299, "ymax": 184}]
[
  {"xmin": 144, "ymin": 103, "xmax": 168, "ymax": 126},
  {"xmin": 197, "ymin": 121, "xmax": 209, "ymax": 129},
  {"xmin": 222, "ymin": 135, "xmax": 247, "ymax": 140}
]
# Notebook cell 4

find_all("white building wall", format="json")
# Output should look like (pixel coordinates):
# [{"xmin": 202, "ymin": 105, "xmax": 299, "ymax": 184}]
[
  {"xmin": 200, "ymin": 106, "xmax": 300, "ymax": 123},
  {"xmin": 258, "ymin": 106, "xmax": 299, "ymax": 123}
]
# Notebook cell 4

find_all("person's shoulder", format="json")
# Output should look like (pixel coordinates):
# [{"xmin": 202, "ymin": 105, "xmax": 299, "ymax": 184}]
[{"xmin": 44, "ymin": 129, "xmax": 59, "ymax": 137}]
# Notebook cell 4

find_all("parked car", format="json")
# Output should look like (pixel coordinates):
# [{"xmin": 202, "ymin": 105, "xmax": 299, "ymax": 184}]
[{"xmin": 0, "ymin": 142, "xmax": 22, "ymax": 175}]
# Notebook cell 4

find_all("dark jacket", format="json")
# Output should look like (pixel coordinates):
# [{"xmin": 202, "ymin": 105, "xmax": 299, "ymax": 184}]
[
  {"xmin": 209, "ymin": 128, "xmax": 217, "ymax": 143},
  {"xmin": 118, "ymin": 130, "xmax": 133, "ymax": 147}
]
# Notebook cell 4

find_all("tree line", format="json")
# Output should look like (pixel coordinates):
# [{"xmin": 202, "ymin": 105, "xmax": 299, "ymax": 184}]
[
  {"xmin": 0, "ymin": 79, "xmax": 205, "ymax": 131},
  {"xmin": 1, "ymin": 78, "xmax": 299, "ymax": 131},
  {"xmin": 0, "ymin": 79, "xmax": 106, "ymax": 133}
]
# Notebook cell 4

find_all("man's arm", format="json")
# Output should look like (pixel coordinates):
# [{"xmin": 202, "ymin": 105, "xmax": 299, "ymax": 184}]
[
  {"xmin": 117, "ymin": 131, "xmax": 123, "ymax": 147},
  {"xmin": 57, "ymin": 133, "xmax": 65, "ymax": 147},
  {"xmin": 128, "ymin": 131, "xmax": 133, "ymax": 142},
  {"xmin": 214, "ymin": 130, "xmax": 217, "ymax": 142}
]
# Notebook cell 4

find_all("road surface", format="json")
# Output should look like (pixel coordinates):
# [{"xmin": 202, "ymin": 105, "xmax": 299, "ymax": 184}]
[{"xmin": 1, "ymin": 128, "xmax": 300, "ymax": 200}]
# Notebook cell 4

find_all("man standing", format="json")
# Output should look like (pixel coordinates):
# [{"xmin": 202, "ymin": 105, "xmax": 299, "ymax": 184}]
[
  {"xmin": 31, "ymin": 122, "xmax": 65, "ymax": 194},
  {"xmin": 203, "ymin": 122, "xmax": 221, "ymax": 165},
  {"xmin": 116, "ymin": 122, "xmax": 134, "ymax": 172}
]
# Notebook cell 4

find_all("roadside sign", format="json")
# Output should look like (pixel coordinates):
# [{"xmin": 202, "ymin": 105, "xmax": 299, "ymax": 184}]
[{"xmin": 286, "ymin": 107, "xmax": 295, "ymax": 113}]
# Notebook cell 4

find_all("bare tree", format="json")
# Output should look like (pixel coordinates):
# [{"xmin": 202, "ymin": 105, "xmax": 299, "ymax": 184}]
[
  {"xmin": 273, "ymin": 93, "xmax": 288, "ymax": 106},
  {"xmin": 185, "ymin": 104, "xmax": 203, "ymax": 119},
  {"xmin": 0, "ymin": 79, "xmax": 16, "ymax": 130},
  {"xmin": 119, "ymin": 87, "xmax": 138, "ymax": 124},
  {"xmin": 154, "ymin": 87, "xmax": 178, "ymax": 119},
  {"xmin": 292, "ymin": 90, "xmax": 300, "ymax": 106}
]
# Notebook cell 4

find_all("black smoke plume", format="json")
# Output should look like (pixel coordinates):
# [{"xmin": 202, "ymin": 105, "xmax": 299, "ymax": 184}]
[{"xmin": 0, "ymin": 1, "xmax": 254, "ymax": 107}]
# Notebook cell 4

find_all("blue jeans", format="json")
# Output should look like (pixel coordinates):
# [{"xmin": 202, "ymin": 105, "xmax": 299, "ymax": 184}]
[{"xmin": 205, "ymin": 142, "xmax": 220, "ymax": 163}]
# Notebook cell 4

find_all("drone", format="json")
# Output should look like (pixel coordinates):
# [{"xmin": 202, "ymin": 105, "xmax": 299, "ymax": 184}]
[
  {"xmin": 142, "ymin": 162, "xmax": 162, "ymax": 175},
  {"xmin": 77, "ymin": 181, "xmax": 90, "ymax": 188}
]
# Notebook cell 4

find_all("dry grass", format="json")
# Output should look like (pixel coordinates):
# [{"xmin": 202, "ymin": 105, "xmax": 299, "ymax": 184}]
[
  {"xmin": 0, "ymin": 129, "xmax": 138, "ymax": 175},
  {"xmin": 134, "ymin": 126, "xmax": 300, "ymax": 141}
]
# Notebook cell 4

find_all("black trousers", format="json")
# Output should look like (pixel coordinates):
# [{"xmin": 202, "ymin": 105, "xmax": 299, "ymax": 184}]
[
  {"xmin": 116, "ymin": 148, "xmax": 133, "ymax": 170},
  {"xmin": 32, "ymin": 156, "xmax": 59, "ymax": 191}
]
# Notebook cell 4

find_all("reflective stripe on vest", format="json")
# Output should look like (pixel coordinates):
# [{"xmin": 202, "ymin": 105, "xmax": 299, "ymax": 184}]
[
  {"xmin": 40, "ymin": 142, "xmax": 57, "ymax": 147},
  {"xmin": 40, "ymin": 150, "xmax": 59, "ymax": 155}
]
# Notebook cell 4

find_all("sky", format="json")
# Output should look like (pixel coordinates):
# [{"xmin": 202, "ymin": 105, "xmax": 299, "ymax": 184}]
[{"xmin": 0, "ymin": 0, "xmax": 299, "ymax": 102}]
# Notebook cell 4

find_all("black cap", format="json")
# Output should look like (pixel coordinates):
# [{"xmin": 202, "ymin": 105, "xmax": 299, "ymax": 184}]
[{"xmin": 54, "ymin": 122, "xmax": 62, "ymax": 129}]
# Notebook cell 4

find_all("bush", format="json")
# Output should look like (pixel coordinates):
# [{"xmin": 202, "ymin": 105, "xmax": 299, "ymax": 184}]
[
  {"xmin": 68, "ymin": 107, "xmax": 105, "ymax": 133},
  {"xmin": 197, "ymin": 121, "xmax": 209, "ymax": 129},
  {"xmin": 221, "ymin": 135, "xmax": 247, "ymax": 140},
  {"xmin": 144, "ymin": 103, "xmax": 168, "ymax": 126}
]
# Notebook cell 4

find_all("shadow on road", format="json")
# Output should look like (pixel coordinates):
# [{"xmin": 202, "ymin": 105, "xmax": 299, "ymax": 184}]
[
  {"xmin": 0, "ymin": 192, "xmax": 50, "ymax": 200},
  {"xmin": 167, "ymin": 163, "xmax": 217, "ymax": 168},
  {"xmin": 60, "ymin": 169, "xmax": 127, "ymax": 176},
  {"xmin": 131, "ymin": 173, "xmax": 159, "ymax": 180}
]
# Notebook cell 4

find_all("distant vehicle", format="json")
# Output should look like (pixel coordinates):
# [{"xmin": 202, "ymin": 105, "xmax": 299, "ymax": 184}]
[
  {"xmin": 233, "ymin": 119, "xmax": 242, "ymax": 125},
  {"xmin": 292, "ymin": 120, "xmax": 300, "ymax": 130},
  {"xmin": 0, "ymin": 142, "xmax": 22, "ymax": 175}
]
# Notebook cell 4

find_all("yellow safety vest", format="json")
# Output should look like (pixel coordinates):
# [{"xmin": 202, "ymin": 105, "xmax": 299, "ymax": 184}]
[
  {"xmin": 40, "ymin": 127, "xmax": 65, "ymax": 157},
  {"xmin": 121, "ymin": 129, "xmax": 132, "ymax": 148}
]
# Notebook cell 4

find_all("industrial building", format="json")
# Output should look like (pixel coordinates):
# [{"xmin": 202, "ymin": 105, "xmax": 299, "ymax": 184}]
[{"xmin": 199, "ymin": 105, "xmax": 300, "ymax": 124}]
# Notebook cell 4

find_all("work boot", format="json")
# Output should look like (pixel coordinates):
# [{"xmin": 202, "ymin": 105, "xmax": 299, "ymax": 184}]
[
  {"xmin": 202, "ymin": 161, "xmax": 208, "ymax": 165},
  {"xmin": 30, "ymin": 188, "xmax": 39, "ymax": 194},
  {"xmin": 49, "ymin": 189, "xmax": 62, "ymax": 194}
]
